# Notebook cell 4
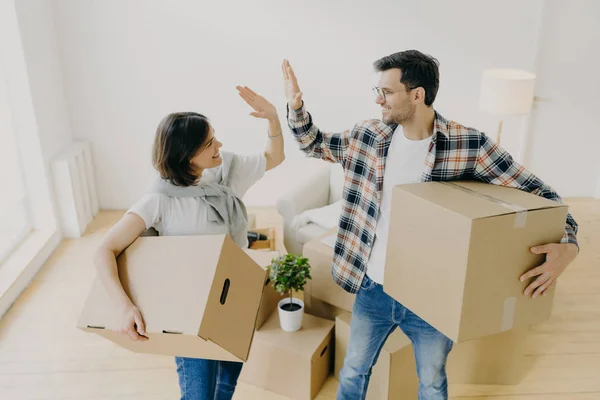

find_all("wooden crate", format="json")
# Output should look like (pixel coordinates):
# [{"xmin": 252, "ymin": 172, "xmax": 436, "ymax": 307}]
[{"xmin": 248, "ymin": 227, "xmax": 276, "ymax": 251}]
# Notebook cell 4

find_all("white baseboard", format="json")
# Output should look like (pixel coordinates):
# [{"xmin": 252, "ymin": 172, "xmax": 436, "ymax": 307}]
[{"xmin": 0, "ymin": 229, "xmax": 61, "ymax": 319}]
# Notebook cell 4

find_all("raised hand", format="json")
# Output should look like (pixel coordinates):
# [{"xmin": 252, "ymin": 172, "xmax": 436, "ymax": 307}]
[
  {"xmin": 282, "ymin": 59, "xmax": 303, "ymax": 110},
  {"xmin": 236, "ymin": 86, "xmax": 278, "ymax": 121}
]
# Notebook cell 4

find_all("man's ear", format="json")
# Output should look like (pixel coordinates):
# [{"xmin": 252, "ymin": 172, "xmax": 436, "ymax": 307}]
[{"xmin": 412, "ymin": 87, "xmax": 426, "ymax": 104}]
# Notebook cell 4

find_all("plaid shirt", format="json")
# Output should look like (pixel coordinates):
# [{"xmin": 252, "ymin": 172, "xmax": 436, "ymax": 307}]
[{"xmin": 287, "ymin": 104, "xmax": 579, "ymax": 294}]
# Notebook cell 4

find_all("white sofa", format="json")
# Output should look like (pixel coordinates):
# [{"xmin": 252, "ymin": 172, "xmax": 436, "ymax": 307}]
[{"xmin": 276, "ymin": 162, "xmax": 344, "ymax": 255}]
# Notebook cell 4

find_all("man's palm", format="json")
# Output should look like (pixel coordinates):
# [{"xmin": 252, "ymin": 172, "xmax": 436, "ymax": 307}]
[{"xmin": 282, "ymin": 59, "xmax": 303, "ymax": 109}]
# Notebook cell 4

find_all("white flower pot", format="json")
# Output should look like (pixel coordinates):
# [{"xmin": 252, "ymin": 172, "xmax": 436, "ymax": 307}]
[{"xmin": 278, "ymin": 298, "xmax": 304, "ymax": 332}]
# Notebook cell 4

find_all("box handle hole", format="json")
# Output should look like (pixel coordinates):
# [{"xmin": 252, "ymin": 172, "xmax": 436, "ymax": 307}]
[{"xmin": 220, "ymin": 279, "xmax": 231, "ymax": 305}]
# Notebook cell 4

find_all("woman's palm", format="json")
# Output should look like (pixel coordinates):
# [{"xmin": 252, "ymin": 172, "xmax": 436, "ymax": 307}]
[{"xmin": 237, "ymin": 86, "xmax": 277, "ymax": 120}]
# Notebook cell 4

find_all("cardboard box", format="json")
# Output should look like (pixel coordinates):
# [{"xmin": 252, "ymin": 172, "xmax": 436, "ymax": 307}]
[
  {"xmin": 384, "ymin": 181, "xmax": 569, "ymax": 342},
  {"xmin": 448, "ymin": 326, "xmax": 529, "ymax": 384},
  {"xmin": 304, "ymin": 289, "xmax": 349, "ymax": 321},
  {"xmin": 335, "ymin": 312, "xmax": 418, "ymax": 400},
  {"xmin": 303, "ymin": 229, "xmax": 356, "ymax": 318},
  {"xmin": 335, "ymin": 312, "xmax": 528, "ymax": 399},
  {"xmin": 77, "ymin": 234, "xmax": 267, "ymax": 361},
  {"xmin": 239, "ymin": 312, "xmax": 334, "ymax": 400}
]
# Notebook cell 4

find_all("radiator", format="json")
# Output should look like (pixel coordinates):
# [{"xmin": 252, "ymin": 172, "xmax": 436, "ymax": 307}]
[{"xmin": 51, "ymin": 141, "xmax": 99, "ymax": 238}]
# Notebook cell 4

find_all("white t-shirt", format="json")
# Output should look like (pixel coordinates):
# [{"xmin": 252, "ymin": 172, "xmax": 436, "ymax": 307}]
[
  {"xmin": 127, "ymin": 152, "xmax": 266, "ymax": 237},
  {"xmin": 366, "ymin": 126, "xmax": 431, "ymax": 284}
]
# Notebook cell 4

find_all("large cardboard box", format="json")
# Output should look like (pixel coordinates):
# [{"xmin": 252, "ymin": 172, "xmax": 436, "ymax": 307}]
[
  {"xmin": 78, "ymin": 234, "xmax": 267, "ymax": 361},
  {"xmin": 239, "ymin": 312, "xmax": 334, "ymax": 400},
  {"xmin": 303, "ymin": 229, "xmax": 356, "ymax": 320},
  {"xmin": 335, "ymin": 312, "xmax": 528, "ymax": 399},
  {"xmin": 384, "ymin": 181, "xmax": 569, "ymax": 342}
]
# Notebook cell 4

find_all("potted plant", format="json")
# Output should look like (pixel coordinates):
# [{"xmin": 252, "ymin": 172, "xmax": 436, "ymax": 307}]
[{"xmin": 267, "ymin": 253, "xmax": 312, "ymax": 332}]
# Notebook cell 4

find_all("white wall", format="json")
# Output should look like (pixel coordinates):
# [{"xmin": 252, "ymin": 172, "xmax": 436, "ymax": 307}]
[
  {"xmin": 524, "ymin": 0, "xmax": 600, "ymax": 198},
  {"xmin": 53, "ymin": 0, "xmax": 586, "ymax": 209}
]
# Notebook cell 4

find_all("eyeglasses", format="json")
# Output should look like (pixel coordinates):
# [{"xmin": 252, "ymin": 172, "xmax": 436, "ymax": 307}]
[{"xmin": 372, "ymin": 86, "xmax": 418, "ymax": 101}]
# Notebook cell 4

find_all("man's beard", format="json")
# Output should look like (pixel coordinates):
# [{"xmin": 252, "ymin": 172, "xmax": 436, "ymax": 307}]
[{"xmin": 384, "ymin": 106, "xmax": 415, "ymax": 125}]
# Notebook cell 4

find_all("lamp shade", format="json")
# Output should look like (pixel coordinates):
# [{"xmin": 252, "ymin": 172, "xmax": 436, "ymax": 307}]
[{"xmin": 479, "ymin": 68, "xmax": 536, "ymax": 115}]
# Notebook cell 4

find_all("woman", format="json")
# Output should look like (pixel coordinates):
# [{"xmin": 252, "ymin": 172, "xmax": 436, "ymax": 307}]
[{"xmin": 93, "ymin": 86, "xmax": 284, "ymax": 400}]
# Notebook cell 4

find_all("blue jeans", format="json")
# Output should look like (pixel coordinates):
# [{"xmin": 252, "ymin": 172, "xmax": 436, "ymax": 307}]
[
  {"xmin": 174, "ymin": 357, "xmax": 243, "ymax": 400},
  {"xmin": 337, "ymin": 274, "xmax": 454, "ymax": 400}
]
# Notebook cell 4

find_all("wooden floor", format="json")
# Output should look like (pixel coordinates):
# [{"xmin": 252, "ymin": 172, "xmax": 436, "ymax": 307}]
[{"xmin": 1, "ymin": 201, "xmax": 599, "ymax": 400}]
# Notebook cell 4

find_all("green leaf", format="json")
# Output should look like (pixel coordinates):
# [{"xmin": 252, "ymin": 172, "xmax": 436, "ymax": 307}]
[{"xmin": 265, "ymin": 253, "xmax": 312, "ymax": 293}]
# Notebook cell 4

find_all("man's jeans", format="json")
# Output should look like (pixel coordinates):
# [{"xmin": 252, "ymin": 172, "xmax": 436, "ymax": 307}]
[
  {"xmin": 175, "ymin": 357, "xmax": 243, "ymax": 400},
  {"xmin": 337, "ymin": 274, "xmax": 454, "ymax": 400}
]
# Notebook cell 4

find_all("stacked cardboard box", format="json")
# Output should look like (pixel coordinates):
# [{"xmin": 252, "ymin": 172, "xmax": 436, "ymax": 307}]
[{"xmin": 239, "ymin": 312, "xmax": 334, "ymax": 400}]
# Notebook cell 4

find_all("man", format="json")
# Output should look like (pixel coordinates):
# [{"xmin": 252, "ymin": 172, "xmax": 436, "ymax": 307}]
[{"xmin": 281, "ymin": 51, "xmax": 579, "ymax": 400}]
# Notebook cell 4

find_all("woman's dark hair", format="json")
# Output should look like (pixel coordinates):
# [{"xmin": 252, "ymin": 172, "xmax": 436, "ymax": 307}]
[
  {"xmin": 373, "ymin": 50, "xmax": 440, "ymax": 106},
  {"xmin": 152, "ymin": 112, "xmax": 211, "ymax": 186}
]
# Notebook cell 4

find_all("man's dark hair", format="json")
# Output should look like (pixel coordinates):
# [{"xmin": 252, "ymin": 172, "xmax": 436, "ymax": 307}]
[
  {"xmin": 152, "ymin": 112, "xmax": 211, "ymax": 186},
  {"xmin": 373, "ymin": 50, "xmax": 440, "ymax": 106}
]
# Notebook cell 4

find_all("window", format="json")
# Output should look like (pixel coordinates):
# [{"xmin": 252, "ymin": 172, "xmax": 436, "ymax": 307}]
[{"xmin": 0, "ymin": 65, "xmax": 31, "ymax": 265}]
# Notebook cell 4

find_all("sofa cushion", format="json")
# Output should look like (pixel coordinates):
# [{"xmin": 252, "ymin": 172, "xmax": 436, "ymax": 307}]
[{"xmin": 291, "ymin": 201, "xmax": 341, "ymax": 232}]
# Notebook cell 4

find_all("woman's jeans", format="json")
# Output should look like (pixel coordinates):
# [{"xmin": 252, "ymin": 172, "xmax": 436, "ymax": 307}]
[{"xmin": 175, "ymin": 357, "xmax": 243, "ymax": 400}]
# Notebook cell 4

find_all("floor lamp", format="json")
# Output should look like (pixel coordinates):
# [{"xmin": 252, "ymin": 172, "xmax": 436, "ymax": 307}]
[{"xmin": 479, "ymin": 68, "xmax": 536, "ymax": 146}]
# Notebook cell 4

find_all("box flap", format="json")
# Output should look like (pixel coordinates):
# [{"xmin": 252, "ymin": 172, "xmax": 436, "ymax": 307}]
[
  {"xmin": 243, "ymin": 249, "xmax": 280, "ymax": 270},
  {"xmin": 78, "ymin": 235, "xmax": 225, "ymax": 335},
  {"xmin": 199, "ymin": 235, "xmax": 267, "ymax": 360},
  {"xmin": 244, "ymin": 249, "xmax": 288, "ymax": 330},
  {"xmin": 394, "ymin": 181, "xmax": 566, "ymax": 220}
]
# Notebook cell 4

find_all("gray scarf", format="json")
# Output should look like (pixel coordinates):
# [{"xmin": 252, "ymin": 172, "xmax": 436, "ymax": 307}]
[{"xmin": 148, "ymin": 151, "xmax": 249, "ymax": 248}]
